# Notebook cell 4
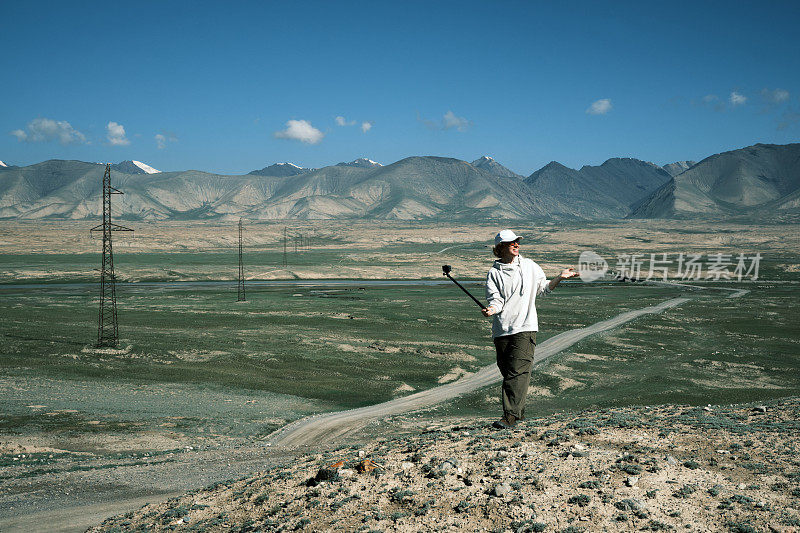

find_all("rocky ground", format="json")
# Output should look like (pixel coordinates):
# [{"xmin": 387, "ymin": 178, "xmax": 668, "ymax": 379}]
[{"xmin": 90, "ymin": 398, "xmax": 800, "ymax": 532}]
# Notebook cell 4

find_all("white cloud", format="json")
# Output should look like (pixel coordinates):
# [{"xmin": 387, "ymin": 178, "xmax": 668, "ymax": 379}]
[
  {"xmin": 442, "ymin": 110, "xmax": 470, "ymax": 131},
  {"xmin": 422, "ymin": 110, "xmax": 471, "ymax": 131},
  {"xmin": 761, "ymin": 88, "xmax": 790, "ymax": 104},
  {"xmin": 335, "ymin": 116, "xmax": 356, "ymax": 127},
  {"xmin": 10, "ymin": 117, "xmax": 87, "ymax": 144},
  {"xmin": 155, "ymin": 131, "xmax": 178, "ymax": 149},
  {"xmin": 274, "ymin": 119, "xmax": 324, "ymax": 144},
  {"xmin": 361, "ymin": 121, "xmax": 373, "ymax": 133},
  {"xmin": 729, "ymin": 91, "xmax": 747, "ymax": 106},
  {"xmin": 106, "ymin": 121, "xmax": 130, "ymax": 146},
  {"xmin": 586, "ymin": 98, "xmax": 612, "ymax": 115},
  {"xmin": 697, "ymin": 94, "xmax": 725, "ymax": 112}
]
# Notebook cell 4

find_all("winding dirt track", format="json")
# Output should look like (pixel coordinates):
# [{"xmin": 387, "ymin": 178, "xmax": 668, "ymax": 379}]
[{"xmin": 269, "ymin": 294, "xmax": 697, "ymax": 447}]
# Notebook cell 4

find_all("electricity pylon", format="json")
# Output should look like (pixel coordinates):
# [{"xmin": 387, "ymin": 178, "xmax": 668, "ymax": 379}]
[
  {"xmin": 90, "ymin": 164, "xmax": 133, "ymax": 347},
  {"xmin": 237, "ymin": 218, "xmax": 246, "ymax": 301}
]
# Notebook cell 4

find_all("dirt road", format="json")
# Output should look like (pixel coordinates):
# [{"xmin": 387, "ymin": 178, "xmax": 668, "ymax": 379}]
[{"xmin": 268, "ymin": 295, "xmax": 692, "ymax": 447}]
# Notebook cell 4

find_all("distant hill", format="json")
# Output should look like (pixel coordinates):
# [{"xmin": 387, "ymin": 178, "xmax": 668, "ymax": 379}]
[
  {"xmin": 629, "ymin": 143, "xmax": 800, "ymax": 218},
  {"xmin": 662, "ymin": 160, "xmax": 696, "ymax": 177},
  {"xmin": 471, "ymin": 156, "xmax": 522, "ymax": 179},
  {"xmin": 336, "ymin": 158, "xmax": 382, "ymax": 169},
  {"xmin": 237, "ymin": 156, "xmax": 556, "ymax": 220},
  {"xmin": 111, "ymin": 160, "xmax": 160, "ymax": 175},
  {"xmin": 248, "ymin": 162, "xmax": 308, "ymax": 177},
  {"xmin": 0, "ymin": 160, "xmax": 105, "ymax": 218},
  {"xmin": 525, "ymin": 158, "xmax": 671, "ymax": 218}
]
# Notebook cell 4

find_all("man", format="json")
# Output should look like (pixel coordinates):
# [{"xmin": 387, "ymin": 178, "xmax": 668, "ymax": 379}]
[{"xmin": 482, "ymin": 229, "xmax": 578, "ymax": 429}]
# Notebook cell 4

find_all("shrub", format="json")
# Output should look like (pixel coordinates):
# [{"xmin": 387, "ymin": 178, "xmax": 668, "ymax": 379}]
[
  {"xmin": 567, "ymin": 494, "xmax": 590, "ymax": 507},
  {"xmin": 673, "ymin": 485, "xmax": 696, "ymax": 498},
  {"xmin": 454, "ymin": 500, "xmax": 471, "ymax": 513},
  {"xmin": 617, "ymin": 464, "xmax": 642, "ymax": 475}
]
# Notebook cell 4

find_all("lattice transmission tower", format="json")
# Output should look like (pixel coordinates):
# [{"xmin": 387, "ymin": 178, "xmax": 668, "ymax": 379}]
[
  {"xmin": 237, "ymin": 218, "xmax": 246, "ymax": 301},
  {"xmin": 90, "ymin": 164, "xmax": 133, "ymax": 347}
]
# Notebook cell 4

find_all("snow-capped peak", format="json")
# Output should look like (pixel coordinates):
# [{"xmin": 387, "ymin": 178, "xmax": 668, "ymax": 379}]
[
  {"xmin": 0, "ymin": 160, "xmax": 7, "ymax": 167},
  {"xmin": 353, "ymin": 158, "xmax": 381, "ymax": 167},
  {"xmin": 132, "ymin": 160, "xmax": 160, "ymax": 174},
  {"xmin": 479, "ymin": 155, "xmax": 494, "ymax": 162},
  {"xmin": 278, "ymin": 162, "xmax": 303, "ymax": 169},
  {"xmin": 337, "ymin": 158, "xmax": 382, "ymax": 168}
]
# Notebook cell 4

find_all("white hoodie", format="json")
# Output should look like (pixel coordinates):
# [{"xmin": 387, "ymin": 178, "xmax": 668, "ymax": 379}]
[{"xmin": 485, "ymin": 255, "xmax": 550, "ymax": 338}]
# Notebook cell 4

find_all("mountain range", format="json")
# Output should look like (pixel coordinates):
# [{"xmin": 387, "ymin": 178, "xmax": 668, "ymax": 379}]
[
  {"xmin": 1, "ymin": 143, "xmax": 798, "ymax": 221},
  {"xmin": 630, "ymin": 143, "xmax": 800, "ymax": 218}
]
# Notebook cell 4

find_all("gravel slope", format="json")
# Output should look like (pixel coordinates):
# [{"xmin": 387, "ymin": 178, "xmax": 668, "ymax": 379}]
[{"xmin": 91, "ymin": 399, "xmax": 800, "ymax": 532}]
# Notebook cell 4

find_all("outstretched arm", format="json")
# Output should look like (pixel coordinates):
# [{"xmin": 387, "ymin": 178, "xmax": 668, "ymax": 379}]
[
  {"xmin": 548, "ymin": 267, "xmax": 579, "ymax": 291},
  {"xmin": 483, "ymin": 272, "xmax": 503, "ymax": 317}
]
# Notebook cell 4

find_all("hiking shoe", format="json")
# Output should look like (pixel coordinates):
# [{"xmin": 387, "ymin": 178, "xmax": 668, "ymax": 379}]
[{"xmin": 492, "ymin": 415, "xmax": 517, "ymax": 429}]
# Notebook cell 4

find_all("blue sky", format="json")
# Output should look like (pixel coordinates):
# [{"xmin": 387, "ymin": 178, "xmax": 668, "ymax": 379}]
[{"xmin": 2, "ymin": 1, "xmax": 799, "ymax": 175}]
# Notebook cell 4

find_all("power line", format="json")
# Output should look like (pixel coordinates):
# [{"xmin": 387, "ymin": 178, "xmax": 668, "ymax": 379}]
[
  {"xmin": 237, "ymin": 218, "xmax": 246, "ymax": 302},
  {"xmin": 283, "ymin": 226, "xmax": 288, "ymax": 267},
  {"xmin": 89, "ymin": 164, "xmax": 133, "ymax": 348}
]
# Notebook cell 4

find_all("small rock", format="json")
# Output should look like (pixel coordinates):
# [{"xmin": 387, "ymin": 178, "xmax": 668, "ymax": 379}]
[
  {"xmin": 579, "ymin": 516, "xmax": 589, "ymax": 521},
  {"xmin": 573, "ymin": 443, "xmax": 586, "ymax": 451},
  {"xmin": 357, "ymin": 450, "xmax": 366, "ymax": 458},
  {"xmin": 753, "ymin": 405, "xmax": 767, "ymax": 413},
  {"xmin": 738, "ymin": 483, "xmax": 747, "ymax": 490},
  {"xmin": 703, "ymin": 406, "xmax": 713, "ymax": 412},
  {"xmin": 716, "ymin": 449, "xmax": 729, "ymax": 454},
  {"xmin": 625, "ymin": 476, "xmax": 639, "ymax": 487},
  {"xmin": 666, "ymin": 455, "xmax": 678, "ymax": 465},
  {"xmin": 492, "ymin": 483, "xmax": 512, "ymax": 497},
  {"xmin": 497, "ymin": 450, "xmax": 510, "ymax": 458},
  {"xmin": 310, "ymin": 467, "xmax": 340, "ymax": 485},
  {"xmin": 401, "ymin": 462, "xmax": 414, "ymax": 470}
]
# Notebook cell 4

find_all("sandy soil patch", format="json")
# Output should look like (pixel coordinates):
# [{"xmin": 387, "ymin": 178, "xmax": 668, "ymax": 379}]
[{"xmin": 437, "ymin": 366, "xmax": 472, "ymax": 384}]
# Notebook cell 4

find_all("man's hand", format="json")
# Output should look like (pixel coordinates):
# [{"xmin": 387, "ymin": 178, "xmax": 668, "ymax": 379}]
[
  {"xmin": 559, "ymin": 267, "xmax": 579, "ymax": 279},
  {"xmin": 482, "ymin": 307, "xmax": 495, "ymax": 317},
  {"xmin": 548, "ymin": 267, "xmax": 579, "ymax": 291}
]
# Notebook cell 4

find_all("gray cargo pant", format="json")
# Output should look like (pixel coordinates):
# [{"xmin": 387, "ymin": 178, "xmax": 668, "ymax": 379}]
[{"xmin": 493, "ymin": 331, "xmax": 536, "ymax": 420}]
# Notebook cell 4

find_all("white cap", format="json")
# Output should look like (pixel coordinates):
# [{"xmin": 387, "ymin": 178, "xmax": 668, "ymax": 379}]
[{"xmin": 494, "ymin": 229, "xmax": 522, "ymax": 246}]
